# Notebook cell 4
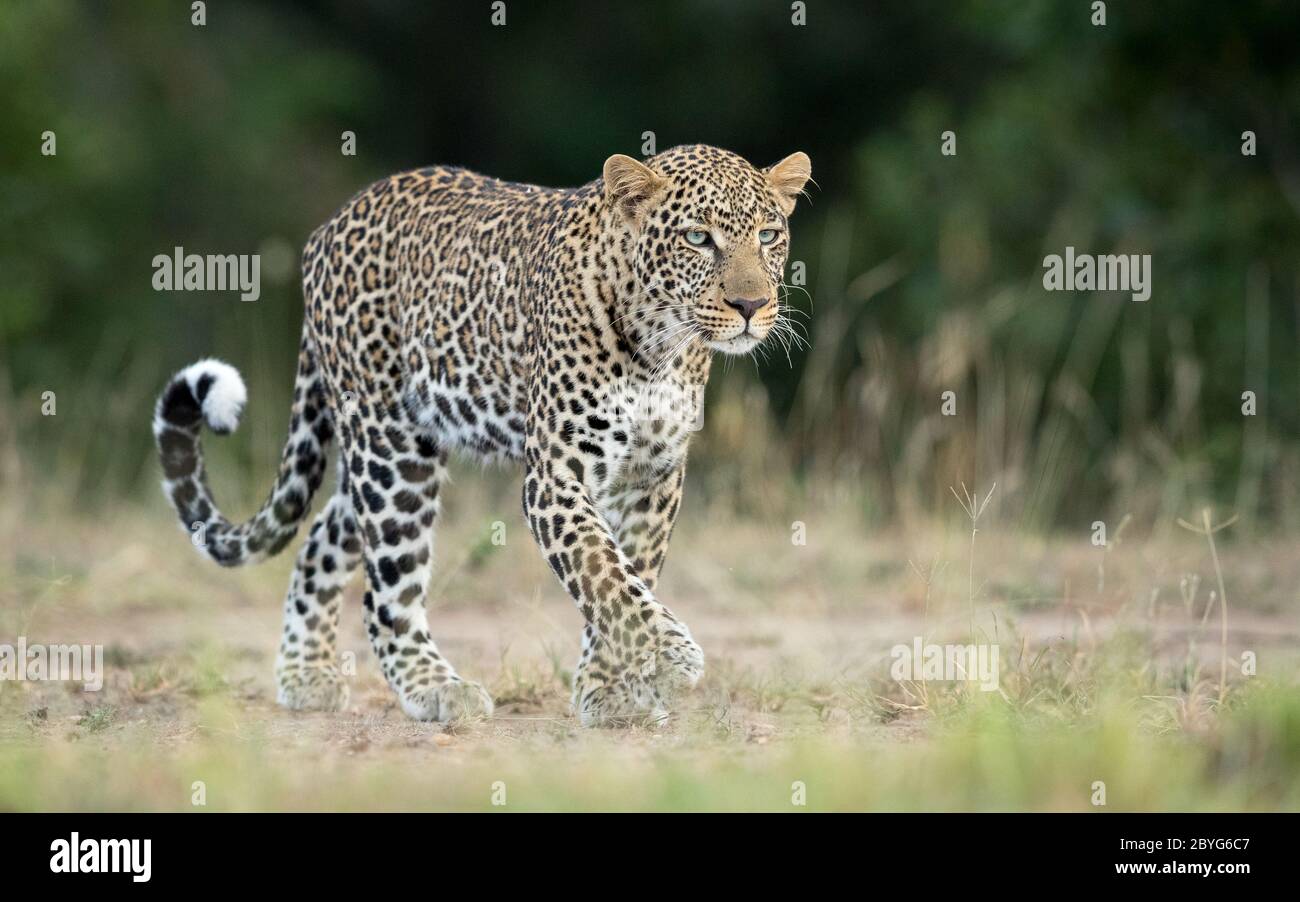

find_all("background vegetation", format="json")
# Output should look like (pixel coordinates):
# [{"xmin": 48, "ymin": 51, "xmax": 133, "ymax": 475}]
[
  {"xmin": 3, "ymin": 1, "xmax": 1299, "ymax": 532},
  {"xmin": 2, "ymin": 2, "xmax": 1300, "ymax": 814}
]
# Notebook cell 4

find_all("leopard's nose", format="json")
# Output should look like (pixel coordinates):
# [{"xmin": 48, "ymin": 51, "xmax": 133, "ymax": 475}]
[{"xmin": 724, "ymin": 297, "xmax": 769, "ymax": 321}]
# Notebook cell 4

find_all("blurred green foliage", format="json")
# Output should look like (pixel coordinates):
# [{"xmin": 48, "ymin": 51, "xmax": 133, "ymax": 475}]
[{"xmin": 2, "ymin": 1, "xmax": 1298, "ymax": 527}]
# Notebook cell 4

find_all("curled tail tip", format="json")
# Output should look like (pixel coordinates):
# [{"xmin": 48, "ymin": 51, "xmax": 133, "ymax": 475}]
[
  {"xmin": 156, "ymin": 358, "xmax": 247, "ymax": 435},
  {"xmin": 190, "ymin": 358, "xmax": 247, "ymax": 433}
]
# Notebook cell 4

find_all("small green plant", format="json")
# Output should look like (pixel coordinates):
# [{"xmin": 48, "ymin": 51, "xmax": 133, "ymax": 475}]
[{"xmin": 77, "ymin": 705, "xmax": 115, "ymax": 733}]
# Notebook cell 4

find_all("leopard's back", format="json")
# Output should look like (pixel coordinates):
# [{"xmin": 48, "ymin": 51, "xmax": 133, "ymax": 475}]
[{"xmin": 301, "ymin": 165, "xmax": 598, "ymax": 460}]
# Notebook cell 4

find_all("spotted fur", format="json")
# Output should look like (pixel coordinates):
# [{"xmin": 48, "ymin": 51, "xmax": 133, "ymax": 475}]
[{"xmin": 153, "ymin": 144, "xmax": 811, "ymax": 725}]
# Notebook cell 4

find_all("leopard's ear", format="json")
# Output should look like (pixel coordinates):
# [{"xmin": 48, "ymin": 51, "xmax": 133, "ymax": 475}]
[
  {"xmin": 764, "ymin": 151, "xmax": 812, "ymax": 215},
  {"xmin": 603, "ymin": 154, "xmax": 664, "ymax": 224}
]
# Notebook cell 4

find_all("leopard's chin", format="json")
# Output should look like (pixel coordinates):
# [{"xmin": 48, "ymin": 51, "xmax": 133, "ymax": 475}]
[{"xmin": 706, "ymin": 333, "xmax": 763, "ymax": 355}]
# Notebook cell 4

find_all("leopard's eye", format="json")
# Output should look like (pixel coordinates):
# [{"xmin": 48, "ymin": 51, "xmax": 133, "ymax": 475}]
[
  {"xmin": 684, "ymin": 229, "xmax": 711, "ymax": 247},
  {"xmin": 758, "ymin": 228, "xmax": 779, "ymax": 245}
]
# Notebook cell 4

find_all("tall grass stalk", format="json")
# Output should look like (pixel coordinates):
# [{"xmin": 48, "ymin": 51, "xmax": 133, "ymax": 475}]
[
  {"xmin": 1177, "ymin": 508, "xmax": 1237, "ymax": 706},
  {"xmin": 951, "ymin": 482, "xmax": 995, "ymax": 642}
]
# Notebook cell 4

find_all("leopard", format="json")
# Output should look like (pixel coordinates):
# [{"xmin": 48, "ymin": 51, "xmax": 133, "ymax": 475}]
[{"xmin": 152, "ymin": 144, "xmax": 812, "ymax": 726}]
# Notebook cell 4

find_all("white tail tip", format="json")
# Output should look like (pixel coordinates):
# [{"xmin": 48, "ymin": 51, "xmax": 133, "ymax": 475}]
[{"xmin": 183, "ymin": 358, "xmax": 247, "ymax": 433}]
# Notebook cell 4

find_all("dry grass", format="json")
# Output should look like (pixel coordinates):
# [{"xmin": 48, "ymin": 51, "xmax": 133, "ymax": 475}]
[{"xmin": 2, "ymin": 466, "xmax": 1299, "ymax": 811}]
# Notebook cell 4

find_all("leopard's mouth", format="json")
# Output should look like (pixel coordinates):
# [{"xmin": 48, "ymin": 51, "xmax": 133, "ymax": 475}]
[{"xmin": 690, "ymin": 300, "xmax": 775, "ymax": 355}]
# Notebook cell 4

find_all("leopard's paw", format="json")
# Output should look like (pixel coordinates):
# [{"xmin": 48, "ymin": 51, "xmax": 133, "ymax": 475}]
[
  {"xmin": 644, "ymin": 628, "xmax": 704, "ymax": 697},
  {"xmin": 572, "ymin": 628, "xmax": 704, "ymax": 728},
  {"xmin": 276, "ymin": 663, "xmax": 350, "ymax": 712},
  {"xmin": 400, "ymin": 678, "xmax": 494, "ymax": 723}
]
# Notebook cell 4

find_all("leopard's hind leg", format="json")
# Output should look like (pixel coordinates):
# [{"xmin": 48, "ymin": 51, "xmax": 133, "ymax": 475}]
[
  {"xmin": 275, "ymin": 460, "xmax": 364, "ymax": 711},
  {"xmin": 342, "ymin": 424, "xmax": 494, "ymax": 723}
]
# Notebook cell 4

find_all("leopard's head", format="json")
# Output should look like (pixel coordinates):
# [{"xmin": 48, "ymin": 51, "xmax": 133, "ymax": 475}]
[{"xmin": 604, "ymin": 144, "xmax": 811, "ymax": 358}]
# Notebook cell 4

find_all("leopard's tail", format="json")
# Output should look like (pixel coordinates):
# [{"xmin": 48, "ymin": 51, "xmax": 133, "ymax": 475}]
[{"xmin": 153, "ymin": 338, "xmax": 333, "ymax": 567}]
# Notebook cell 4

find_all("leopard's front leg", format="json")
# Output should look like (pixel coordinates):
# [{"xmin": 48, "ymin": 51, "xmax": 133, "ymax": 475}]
[
  {"xmin": 523, "ymin": 452, "xmax": 702, "ymax": 727},
  {"xmin": 572, "ymin": 463, "xmax": 699, "ymax": 723}
]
